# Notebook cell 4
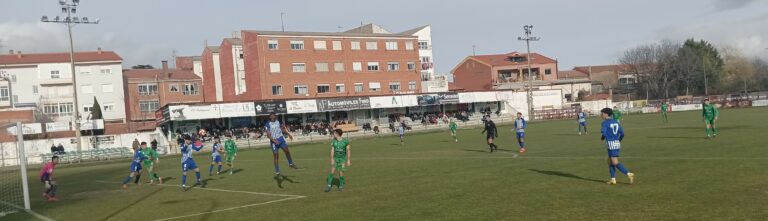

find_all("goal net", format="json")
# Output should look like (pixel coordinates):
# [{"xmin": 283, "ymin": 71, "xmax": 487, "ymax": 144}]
[{"xmin": 0, "ymin": 122, "xmax": 31, "ymax": 218}]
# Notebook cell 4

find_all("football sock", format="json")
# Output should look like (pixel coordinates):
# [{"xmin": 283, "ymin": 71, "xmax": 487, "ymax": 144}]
[
  {"xmin": 326, "ymin": 174, "xmax": 334, "ymax": 186},
  {"xmin": 275, "ymin": 164, "xmax": 281, "ymax": 173},
  {"xmin": 218, "ymin": 165, "xmax": 222, "ymax": 173},
  {"xmin": 286, "ymin": 152, "xmax": 294, "ymax": 165},
  {"xmin": 609, "ymin": 165, "xmax": 616, "ymax": 178},
  {"xmin": 713, "ymin": 127, "xmax": 717, "ymax": 134},
  {"xmin": 134, "ymin": 174, "xmax": 141, "ymax": 184},
  {"xmin": 195, "ymin": 172, "xmax": 201, "ymax": 182},
  {"xmin": 339, "ymin": 176, "xmax": 345, "ymax": 188},
  {"xmin": 122, "ymin": 176, "xmax": 132, "ymax": 185},
  {"xmin": 706, "ymin": 128, "xmax": 711, "ymax": 136},
  {"xmin": 209, "ymin": 165, "xmax": 214, "ymax": 174},
  {"xmin": 182, "ymin": 174, "xmax": 187, "ymax": 185},
  {"xmin": 49, "ymin": 185, "xmax": 57, "ymax": 196},
  {"xmin": 616, "ymin": 163, "xmax": 629, "ymax": 175},
  {"xmin": 520, "ymin": 142, "xmax": 525, "ymax": 148}
]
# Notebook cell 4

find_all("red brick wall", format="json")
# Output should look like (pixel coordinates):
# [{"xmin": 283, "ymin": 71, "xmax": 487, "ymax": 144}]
[
  {"xmin": 125, "ymin": 79, "xmax": 204, "ymax": 121},
  {"xmin": 175, "ymin": 56, "xmax": 195, "ymax": 71},
  {"xmin": 218, "ymin": 40, "xmax": 238, "ymax": 102},
  {"xmin": 201, "ymin": 49, "xmax": 217, "ymax": 102},
  {"xmin": 452, "ymin": 59, "xmax": 493, "ymax": 91},
  {"xmin": 0, "ymin": 109, "xmax": 35, "ymax": 125},
  {"xmin": 242, "ymin": 32, "xmax": 422, "ymax": 101}
]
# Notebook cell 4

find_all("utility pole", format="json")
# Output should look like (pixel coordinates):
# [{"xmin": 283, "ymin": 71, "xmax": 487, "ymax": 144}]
[
  {"xmin": 41, "ymin": 0, "xmax": 100, "ymax": 152},
  {"xmin": 703, "ymin": 53, "xmax": 709, "ymax": 96},
  {"xmin": 518, "ymin": 25, "xmax": 540, "ymax": 121}
]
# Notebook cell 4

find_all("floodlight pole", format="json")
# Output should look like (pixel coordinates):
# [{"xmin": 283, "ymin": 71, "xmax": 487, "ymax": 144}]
[
  {"xmin": 41, "ymin": 0, "xmax": 100, "ymax": 152},
  {"xmin": 518, "ymin": 25, "xmax": 539, "ymax": 121}
]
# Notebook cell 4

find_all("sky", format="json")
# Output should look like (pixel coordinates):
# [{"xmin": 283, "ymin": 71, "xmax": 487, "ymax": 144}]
[{"xmin": 1, "ymin": 0, "xmax": 767, "ymax": 74}]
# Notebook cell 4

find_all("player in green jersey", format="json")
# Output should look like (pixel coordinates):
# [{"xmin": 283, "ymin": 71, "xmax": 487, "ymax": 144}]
[
  {"xmin": 140, "ymin": 142, "xmax": 163, "ymax": 184},
  {"xmin": 449, "ymin": 119, "xmax": 458, "ymax": 142},
  {"xmin": 702, "ymin": 98, "xmax": 719, "ymax": 138},
  {"xmin": 660, "ymin": 101, "xmax": 669, "ymax": 124},
  {"xmin": 612, "ymin": 106, "xmax": 623, "ymax": 123},
  {"xmin": 224, "ymin": 134, "xmax": 238, "ymax": 175},
  {"xmin": 325, "ymin": 129, "xmax": 351, "ymax": 192}
]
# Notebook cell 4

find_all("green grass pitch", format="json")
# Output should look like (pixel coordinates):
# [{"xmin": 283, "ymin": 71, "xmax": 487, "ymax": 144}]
[{"xmin": 6, "ymin": 108, "xmax": 768, "ymax": 220}]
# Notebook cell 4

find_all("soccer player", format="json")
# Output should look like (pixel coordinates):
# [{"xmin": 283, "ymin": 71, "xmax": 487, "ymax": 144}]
[
  {"xmin": 481, "ymin": 119, "xmax": 499, "ymax": 152},
  {"xmin": 180, "ymin": 134, "xmax": 205, "ymax": 190},
  {"xmin": 224, "ymin": 134, "xmax": 238, "ymax": 175},
  {"xmin": 209, "ymin": 136, "xmax": 225, "ymax": 176},
  {"xmin": 140, "ymin": 142, "xmax": 163, "ymax": 185},
  {"xmin": 40, "ymin": 156, "xmax": 59, "ymax": 202},
  {"xmin": 122, "ymin": 145, "xmax": 148, "ymax": 189},
  {"xmin": 514, "ymin": 112, "xmax": 527, "ymax": 153},
  {"xmin": 660, "ymin": 100, "xmax": 669, "ymax": 124},
  {"xmin": 612, "ymin": 106, "xmax": 623, "ymax": 123},
  {"xmin": 702, "ymin": 98, "xmax": 719, "ymax": 138},
  {"xmin": 398, "ymin": 121, "xmax": 406, "ymax": 145},
  {"xmin": 325, "ymin": 129, "xmax": 351, "ymax": 192},
  {"xmin": 577, "ymin": 110, "xmax": 588, "ymax": 135},
  {"xmin": 600, "ymin": 108, "xmax": 635, "ymax": 185},
  {"xmin": 449, "ymin": 119, "xmax": 458, "ymax": 142},
  {"xmin": 265, "ymin": 112, "xmax": 299, "ymax": 178}
]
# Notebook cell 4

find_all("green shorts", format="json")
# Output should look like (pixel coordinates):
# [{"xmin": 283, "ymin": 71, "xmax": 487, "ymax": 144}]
[
  {"xmin": 705, "ymin": 118, "xmax": 715, "ymax": 125},
  {"xmin": 226, "ymin": 155, "xmax": 235, "ymax": 162},
  {"xmin": 143, "ymin": 162, "xmax": 154, "ymax": 169},
  {"xmin": 333, "ymin": 157, "xmax": 347, "ymax": 171}
]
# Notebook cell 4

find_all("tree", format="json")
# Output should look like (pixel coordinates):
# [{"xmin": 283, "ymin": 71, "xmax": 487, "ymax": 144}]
[
  {"xmin": 91, "ymin": 97, "xmax": 103, "ymax": 120},
  {"xmin": 618, "ymin": 40, "xmax": 681, "ymax": 99},
  {"xmin": 721, "ymin": 47, "xmax": 756, "ymax": 95},
  {"xmin": 754, "ymin": 58, "xmax": 768, "ymax": 94},
  {"xmin": 679, "ymin": 39, "xmax": 724, "ymax": 95},
  {"xmin": 131, "ymin": 64, "xmax": 154, "ymax": 69}
]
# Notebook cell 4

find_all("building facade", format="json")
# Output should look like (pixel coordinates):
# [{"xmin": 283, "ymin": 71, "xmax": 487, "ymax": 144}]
[
  {"xmin": 123, "ymin": 62, "xmax": 203, "ymax": 122},
  {"xmin": 451, "ymin": 52, "xmax": 559, "ymax": 91},
  {"xmin": 0, "ymin": 50, "xmax": 126, "ymax": 124}
]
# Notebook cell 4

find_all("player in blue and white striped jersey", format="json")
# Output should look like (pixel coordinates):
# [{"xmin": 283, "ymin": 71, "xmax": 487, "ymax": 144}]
[
  {"xmin": 600, "ymin": 108, "xmax": 635, "ymax": 185},
  {"xmin": 265, "ymin": 112, "xmax": 300, "ymax": 178},
  {"xmin": 180, "ymin": 134, "xmax": 205, "ymax": 190}
]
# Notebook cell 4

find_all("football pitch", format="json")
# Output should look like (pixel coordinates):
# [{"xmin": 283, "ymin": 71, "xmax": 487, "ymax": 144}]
[{"xmin": 7, "ymin": 108, "xmax": 768, "ymax": 221}]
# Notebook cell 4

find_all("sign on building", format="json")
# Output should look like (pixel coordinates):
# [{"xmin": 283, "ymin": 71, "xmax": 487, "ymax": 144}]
[
  {"xmin": 169, "ymin": 104, "xmax": 220, "ymax": 120},
  {"xmin": 255, "ymin": 101, "xmax": 288, "ymax": 115},
  {"xmin": 218, "ymin": 102, "xmax": 256, "ymax": 118},
  {"xmin": 286, "ymin": 100, "xmax": 318, "ymax": 114},
  {"xmin": 317, "ymin": 97, "xmax": 371, "ymax": 111},
  {"xmin": 45, "ymin": 122, "xmax": 71, "ymax": 133},
  {"xmin": 7, "ymin": 123, "xmax": 43, "ymax": 135},
  {"xmin": 417, "ymin": 93, "xmax": 459, "ymax": 106},
  {"xmin": 80, "ymin": 119, "xmax": 105, "ymax": 130}
]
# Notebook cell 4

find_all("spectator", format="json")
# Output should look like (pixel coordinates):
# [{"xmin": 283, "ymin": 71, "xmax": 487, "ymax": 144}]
[
  {"xmin": 50, "ymin": 144, "xmax": 57, "ymax": 154},
  {"xmin": 132, "ymin": 138, "xmax": 140, "ymax": 151},
  {"xmin": 151, "ymin": 139, "xmax": 158, "ymax": 150},
  {"xmin": 56, "ymin": 143, "xmax": 66, "ymax": 154}
]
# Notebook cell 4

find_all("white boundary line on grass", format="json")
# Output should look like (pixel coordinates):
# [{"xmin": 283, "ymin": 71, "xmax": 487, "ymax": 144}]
[
  {"xmin": 235, "ymin": 155, "xmax": 768, "ymax": 161},
  {"xmin": 94, "ymin": 180, "xmax": 306, "ymax": 221},
  {"xmin": 0, "ymin": 200, "xmax": 56, "ymax": 221}
]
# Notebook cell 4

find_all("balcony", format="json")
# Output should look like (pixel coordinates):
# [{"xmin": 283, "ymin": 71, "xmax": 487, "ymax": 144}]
[{"xmin": 39, "ymin": 78, "xmax": 73, "ymax": 85}]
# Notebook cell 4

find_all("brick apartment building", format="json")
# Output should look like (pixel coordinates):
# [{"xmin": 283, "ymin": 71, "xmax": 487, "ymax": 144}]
[
  {"xmin": 200, "ymin": 24, "xmax": 433, "ymax": 102},
  {"xmin": 123, "ymin": 61, "xmax": 203, "ymax": 122},
  {"xmin": 451, "ymin": 52, "xmax": 558, "ymax": 91}
]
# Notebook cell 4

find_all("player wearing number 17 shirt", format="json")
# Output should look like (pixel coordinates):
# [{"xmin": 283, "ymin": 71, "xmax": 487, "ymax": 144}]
[{"xmin": 600, "ymin": 108, "xmax": 635, "ymax": 185}]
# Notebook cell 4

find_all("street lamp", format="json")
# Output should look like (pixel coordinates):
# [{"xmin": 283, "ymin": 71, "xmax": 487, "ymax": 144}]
[
  {"xmin": 41, "ymin": 0, "xmax": 100, "ymax": 152},
  {"xmin": 517, "ymin": 25, "xmax": 540, "ymax": 121}
]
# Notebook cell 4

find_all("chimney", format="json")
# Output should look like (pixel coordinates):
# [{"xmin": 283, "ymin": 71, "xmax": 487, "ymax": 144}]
[
  {"xmin": 97, "ymin": 47, "xmax": 102, "ymax": 54},
  {"xmin": 16, "ymin": 51, "xmax": 22, "ymax": 58},
  {"xmin": 8, "ymin": 50, "xmax": 13, "ymax": 54},
  {"xmin": 162, "ymin": 60, "xmax": 170, "ymax": 78}
]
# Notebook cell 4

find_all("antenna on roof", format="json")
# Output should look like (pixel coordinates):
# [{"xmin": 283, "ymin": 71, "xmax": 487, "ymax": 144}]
[
  {"xmin": 472, "ymin": 45, "xmax": 476, "ymax": 56},
  {"xmin": 280, "ymin": 12, "xmax": 286, "ymax": 32},
  {"xmin": 337, "ymin": 25, "xmax": 343, "ymax": 33}
]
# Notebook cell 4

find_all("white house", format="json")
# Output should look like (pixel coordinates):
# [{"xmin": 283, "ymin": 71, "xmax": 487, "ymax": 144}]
[{"xmin": 0, "ymin": 49, "xmax": 126, "ymax": 124}]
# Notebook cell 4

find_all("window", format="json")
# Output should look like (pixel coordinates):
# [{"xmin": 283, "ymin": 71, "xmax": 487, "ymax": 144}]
[
  {"xmin": 315, "ymin": 63, "xmax": 329, "ymax": 72},
  {"xmin": 407, "ymin": 62, "xmax": 416, "ymax": 71},
  {"xmin": 169, "ymin": 84, "xmax": 179, "ymax": 92},
  {"xmin": 420, "ymin": 56, "xmax": 431, "ymax": 63},
  {"xmin": 389, "ymin": 82, "xmax": 401, "ymax": 92},
  {"xmin": 272, "ymin": 85, "xmax": 283, "ymax": 95},
  {"xmin": 268, "ymin": 40, "xmax": 279, "ymax": 50},
  {"xmin": 352, "ymin": 62, "xmax": 362, "ymax": 72},
  {"xmin": 290, "ymin": 40, "xmax": 304, "ymax": 50},
  {"xmin": 351, "ymin": 41, "xmax": 361, "ymax": 50},
  {"xmin": 183, "ymin": 83, "xmax": 199, "ymax": 95},
  {"xmin": 409, "ymin": 81, "xmax": 417, "ymax": 90},
  {"xmin": 386, "ymin": 41, "xmax": 398, "ymax": 50},
  {"xmin": 138, "ymin": 83, "xmax": 158, "ymax": 95},
  {"xmin": 270, "ymin": 63, "xmax": 281, "ymax": 73},
  {"xmin": 103, "ymin": 104, "xmax": 115, "ymax": 112},
  {"xmin": 354, "ymin": 83, "xmax": 363, "ymax": 92},
  {"xmin": 100, "ymin": 68, "xmax": 111, "ymax": 74},
  {"xmin": 292, "ymin": 63, "xmax": 306, "ymax": 73},
  {"xmin": 369, "ymin": 82, "xmax": 381, "ymax": 92},
  {"xmin": 10, "ymin": 75, "xmax": 16, "ymax": 83},
  {"xmin": 101, "ymin": 84, "xmax": 113, "ymax": 93},
  {"xmin": 545, "ymin": 69, "xmax": 552, "ymax": 75},
  {"xmin": 334, "ymin": 63, "xmax": 344, "ymax": 72},
  {"xmin": 366, "ymin": 41, "xmax": 378, "ymax": 50},
  {"xmin": 335, "ymin": 84, "xmax": 345, "ymax": 93},
  {"xmin": 314, "ymin": 40, "xmax": 327, "ymax": 50},
  {"xmin": 367, "ymin": 62, "xmax": 380, "ymax": 71},
  {"xmin": 139, "ymin": 100, "xmax": 160, "ymax": 113},
  {"xmin": 239, "ymin": 53, "xmax": 244, "ymax": 59},
  {"xmin": 59, "ymin": 103, "xmax": 73, "ymax": 116},
  {"xmin": 83, "ymin": 106, "xmax": 93, "ymax": 112},
  {"xmin": 32, "ymin": 85, "xmax": 38, "ymax": 94},
  {"xmin": 0, "ymin": 86, "xmax": 8, "ymax": 101},
  {"xmin": 387, "ymin": 62, "xmax": 400, "ymax": 71},
  {"xmin": 294, "ymin": 84, "xmax": 308, "ymax": 95},
  {"xmin": 50, "ymin": 70, "xmax": 60, "ymax": 79},
  {"xmin": 332, "ymin": 41, "xmax": 342, "ymax": 50},
  {"xmin": 317, "ymin": 84, "xmax": 330, "ymax": 94},
  {"xmin": 418, "ymin": 41, "xmax": 429, "ymax": 49},
  {"xmin": 81, "ymin": 85, "xmax": 93, "ymax": 94},
  {"xmin": 405, "ymin": 41, "xmax": 414, "ymax": 50},
  {"xmin": 44, "ymin": 104, "xmax": 58, "ymax": 115}
]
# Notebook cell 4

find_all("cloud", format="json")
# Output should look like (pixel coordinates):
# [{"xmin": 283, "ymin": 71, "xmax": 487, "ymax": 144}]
[
  {"xmin": 0, "ymin": 22, "xmax": 172, "ymax": 67},
  {"xmin": 713, "ymin": 0, "xmax": 757, "ymax": 11},
  {"xmin": 658, "ymin": 14, "xmax": 768, "ymax": 58}
]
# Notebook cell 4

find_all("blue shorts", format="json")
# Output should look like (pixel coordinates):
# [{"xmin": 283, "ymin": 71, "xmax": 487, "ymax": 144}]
[
  {"xmin": 182, "ymin": 159, "xmax": 198, "ymax": 172},
  {"xmin": 516, "ymin": 132, "xmax": 525, "ymax": 138},
  {"xmin": 607, "ymin": 149, "xmax": 621, "ymax": 158},
  {"xmin": 271, "ymin": 137, "xmax": 288, "ymax": 152},
  {"xmin": 212, "ymin": 155, "xmax": 222, "ymax": 163},
  {"xmin": 130, "ymin": 162, "xmax": 142, "ymax": 173},
  {"xmin": 579, "ymin": 122, "xmax": 587, "ymax": 126}
]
